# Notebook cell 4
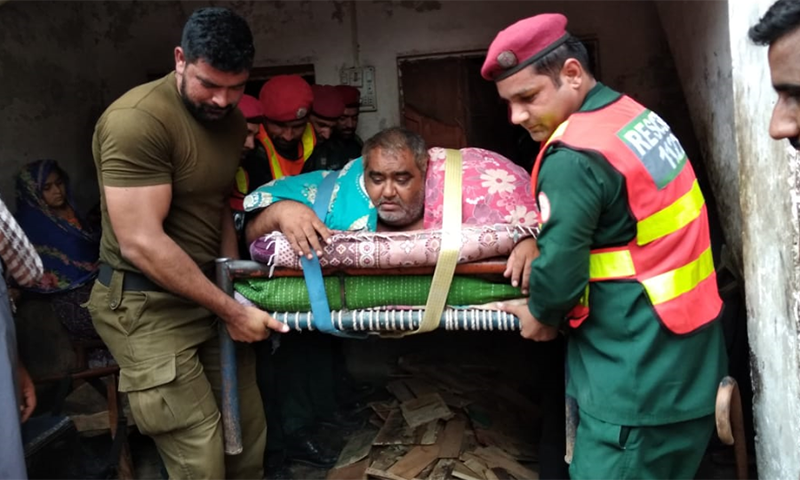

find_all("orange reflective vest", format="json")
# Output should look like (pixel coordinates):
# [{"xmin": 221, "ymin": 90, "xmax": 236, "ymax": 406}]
[
  {"xmin": 531, "ymin": 95, "xmax": 722, "ymax": 335},
  {"xmin": 257, "ymin": 123, "xmax": 316, "ymax": 180},
  {"xmin": 230, "ymin": 123, "xmax": 317, "ymax": 211}
]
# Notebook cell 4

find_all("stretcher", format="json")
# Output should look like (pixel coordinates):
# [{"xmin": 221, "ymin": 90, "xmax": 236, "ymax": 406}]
[
  {"xmin": 218, "ymin": 149, "xmax": 533, "ymax": 454},
  {"xmin": 215, "ymin": 254, "xmax": 525, "ymax": 454}
]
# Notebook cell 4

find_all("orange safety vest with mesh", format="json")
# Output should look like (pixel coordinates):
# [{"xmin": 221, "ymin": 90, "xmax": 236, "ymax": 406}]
[
  {"xmin": 258, "ymin": 122, "xmax": 316, "ymax": 180},
  {"xmin": 229, "ymin": 123, "xmax": 317, "ymax": 211},
  {"xmin": 531, "ymin": 95, "xmax": 722, "ymax": 335}
]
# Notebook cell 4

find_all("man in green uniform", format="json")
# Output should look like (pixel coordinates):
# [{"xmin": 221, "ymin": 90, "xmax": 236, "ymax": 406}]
[
  {"xmin": 749, "ymin": 0, "xmax": 800, "ymax": 151},
  {"xmin": 89, "ymin": 8, "xmax": 288, "ymax": 479},
  {"xmin": 486, "ymin": 14, "xmax": 728, "ymax": 479}
]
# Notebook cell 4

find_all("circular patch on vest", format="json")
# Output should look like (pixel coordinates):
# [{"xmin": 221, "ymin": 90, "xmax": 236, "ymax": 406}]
[
  {"xmin": 538, "ymin": 192, "xmax": 551, "ymax": 224},
  {"xmin": 296, "ymin": 107, "xmax": 308, "ymax": 119},
  {"xmin": 497, "ymin": 50, "xmax": 518, "ymax": 69}
]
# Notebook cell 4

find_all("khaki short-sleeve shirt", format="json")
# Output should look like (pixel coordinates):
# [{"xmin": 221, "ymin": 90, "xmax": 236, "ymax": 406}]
[{"xmin": 92, "ymin": 72, "xmax": 245, "ymax": 272}]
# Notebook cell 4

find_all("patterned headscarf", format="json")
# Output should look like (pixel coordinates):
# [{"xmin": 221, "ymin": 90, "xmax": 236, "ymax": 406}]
[{"xmin": 14, "ymin": 160, "xmax": 99, "ymax": 293}]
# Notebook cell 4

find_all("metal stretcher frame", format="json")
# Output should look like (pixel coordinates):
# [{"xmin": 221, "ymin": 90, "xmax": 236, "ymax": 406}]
[{"xmin": 214, "ymin": 257, "xmax": 523, "ymax": 455}]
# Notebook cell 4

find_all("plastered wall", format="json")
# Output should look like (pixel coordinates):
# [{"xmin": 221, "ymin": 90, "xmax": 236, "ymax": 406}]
[{"xmin": 1, "ymin": 0, "xmax": 690, "ymax": 213}]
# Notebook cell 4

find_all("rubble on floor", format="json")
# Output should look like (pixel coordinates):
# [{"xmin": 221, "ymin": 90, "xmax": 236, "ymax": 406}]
[{"xmin": 326, "ymin": 353, "xmax": 541, "ymax": 480}]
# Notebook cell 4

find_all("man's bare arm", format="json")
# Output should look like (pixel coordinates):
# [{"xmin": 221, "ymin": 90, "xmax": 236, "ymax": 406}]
[
  {"xmin": 105, "ymin": 184, "xmax": 287, "ymax": 342},
  {"xmin": 245, "ymin": 200, "xmax": 332, "ymax": 259}
]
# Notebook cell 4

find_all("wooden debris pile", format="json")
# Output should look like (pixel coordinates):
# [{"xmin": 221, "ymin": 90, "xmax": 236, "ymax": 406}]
[{"xmin": 327, "ymin": 354, "xmax": 541, "ymax": 480}]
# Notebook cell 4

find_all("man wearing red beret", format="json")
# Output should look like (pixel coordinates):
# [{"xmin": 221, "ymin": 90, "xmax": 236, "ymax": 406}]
[
  {"xmin": 304, "ymin": 85, "xmax": 360, "ymax": 172},
  {"xmin": 331, "ymin": 84, "xmax": 366, "ymax": 161},
  {"xmin": 257, "ymin": 75, "xmax": 317, "ymax": 180},
  {"xmin": 309, "ymin": 84, "xmax": 345, "ymax": 143},
  {"xmin": 487, "ymin": 13, "xmax": 727, "ymax": 479}
]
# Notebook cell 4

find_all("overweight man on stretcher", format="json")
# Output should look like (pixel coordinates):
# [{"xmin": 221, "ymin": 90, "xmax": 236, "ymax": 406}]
[
  {"xmin": 240, "ymin": 127, "xmax": 569, "ymax": 477},
  {"xmin": 242, "ymin": 127, "xmax": 542, "ymax": 306}
]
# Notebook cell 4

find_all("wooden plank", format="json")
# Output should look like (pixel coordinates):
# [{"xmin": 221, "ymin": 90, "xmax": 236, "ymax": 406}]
[
  {"xmin": 474, "ymin": 428, "xmax": 537, "ymax": 462},
  {"xmin": 428, "ymin": 459, "xmax": 455, "ymax": 480},
  {"xmin": 438, "ymin": 418, "xmax": 467, "ymax": 458},
  {"xmin": 416, "ymin": 420, "xmax": 440, "ymax": 445},
  {"xmin": 484, "ymin": 468, "xmax": 500, "ymax": 480},
  {"xmin": 375, "ymin": 410, "xmax": 418, "ymax": 446},
  {"xmin": 461, "ymin": 454, "xmax": 491, "ymax": 480},
  {"xmin": 365, "ymin": 467, "xmax": 409, "ymax": 480},
  {"xmin": 387, "ymin": 446, "xmax": 440, "ymax": 480},
  {"xmin": 370, "ymin": 414, "xmax": 385, "ymax": 429},
  {"xmin": 386, "ymin": 380, "xmax": 415, "ymax": 402},
  {"xmin": 400, "ymin": 394, "xmax": 453, "ymax": 429},
  {"xmin": 452, "ymin": 461, "xmax": 485, "ymax": 480},
  {"xmin": 440, "ymin": 392, "xmax": 473, "ymax": 409},
  {"xmin": 370, "ymin": 445, "xmax": 409, "ymax": 471},
  {"xmin": 336, "ymin": 430, "xmax": 378, "ymax": 468},
  {"xmin": 472, "ymin": 446, "xmax": 538, "ymax": 480},
  {"xmin": 404, "ymin": 378, "xmax": 439, "ymax": 397},
  {"xmin": 328, "ymin": 458, "xmax": 370, "ymax": 480},
  {"xmin": 70, "ymin": 410, "xmax": 135, "ymax": 432},
  {"xmin": 374, "ymin": 411, "xmax": 441, "ymax": 446},
  {"xmin": 370, "ymin": 401, "xmax": 398, "ymax": 421}
]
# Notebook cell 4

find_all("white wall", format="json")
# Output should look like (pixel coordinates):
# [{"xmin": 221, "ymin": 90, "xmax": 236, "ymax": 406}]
[
  {"xmin": 0, "ymin": 0, "xmax": 688, "ymax": 210},
  {"xmin": 91, "ymin": 0, "xmax": 684, "ymax": 139},
  {"xmin": 656, "ymin": 1, "xmax": 742, "ymax": 271},
  {"xmin": 729, "ymin": 1, "xmax": 800, "ymax": 477}
]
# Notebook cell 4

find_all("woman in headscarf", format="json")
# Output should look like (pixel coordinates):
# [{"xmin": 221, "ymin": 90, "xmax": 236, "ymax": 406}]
[{"xmin": 14, "ymin": 160, "xmax": 103, "ymax": 351}]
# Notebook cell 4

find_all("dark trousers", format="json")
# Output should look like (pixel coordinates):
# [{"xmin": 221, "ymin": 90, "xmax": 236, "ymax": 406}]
[{"xmin": 256, "ymin": 331, "xmax": 337, "ymax": 454}]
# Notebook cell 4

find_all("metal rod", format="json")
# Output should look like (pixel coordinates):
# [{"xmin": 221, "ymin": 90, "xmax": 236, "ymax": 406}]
[
  {"xmin": 216, "ymin": 258, "xmax": 243, "ymax": 455},
  {"xmin": 267, "ymin": 309, "xmax": 520, "ymax": 332}
]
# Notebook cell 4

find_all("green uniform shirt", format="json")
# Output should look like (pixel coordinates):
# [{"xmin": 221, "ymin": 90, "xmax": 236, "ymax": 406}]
[
  {"xmin": 529, "ymin": 83, "xmax": 727, "ymax": 426},
  {"xmin": 92, "ymin": 72, "xmax": 245, "ymax": 272}
]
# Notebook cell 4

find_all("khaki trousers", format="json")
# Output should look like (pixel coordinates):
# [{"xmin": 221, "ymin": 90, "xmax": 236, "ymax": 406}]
[{"xmin": 88, "ymin": 271, "xmax": 266, "ymax": 479}]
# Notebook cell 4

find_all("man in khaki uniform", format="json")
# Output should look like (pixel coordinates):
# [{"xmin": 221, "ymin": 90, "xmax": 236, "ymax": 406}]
[{"xmin": 89, "ymin": 7, "xmax": 288, "ymax": 479}]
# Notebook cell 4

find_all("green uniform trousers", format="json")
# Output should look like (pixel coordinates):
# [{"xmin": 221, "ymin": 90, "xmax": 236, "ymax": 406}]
[
  {"xmin": 88, "ymin": 271, "xmax": 266, "ymax": 479},
  {"xmin": 570, "ymin": 410, "xmax": 714, "ymax": 480}
]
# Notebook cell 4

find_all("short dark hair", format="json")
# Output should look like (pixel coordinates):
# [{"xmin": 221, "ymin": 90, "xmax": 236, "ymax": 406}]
[
  {"xmin": 531, "ymin": 34, "xmax": 592, "ymax": 86},
  {"xmin": 362, "ymin": 127, "xmax": 428, "ymax": 175},
  {"xmin": 749, "ymin": 0, "xmax": 800, "ymax": 46},
  {"xmin": 181, "ymin": 7, "xmax": 255, "ymax": 73}
]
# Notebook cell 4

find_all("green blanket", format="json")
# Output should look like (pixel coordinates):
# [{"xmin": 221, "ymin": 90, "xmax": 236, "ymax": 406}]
[{"xmin": 234, "ymin": 275, "xmax": 522, "ymax": 311}]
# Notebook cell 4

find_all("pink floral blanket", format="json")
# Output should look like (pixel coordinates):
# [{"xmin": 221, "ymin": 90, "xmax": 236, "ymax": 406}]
[{"xmin": 250, "ymin": 224, "xmax": 536, "ymax": 269}]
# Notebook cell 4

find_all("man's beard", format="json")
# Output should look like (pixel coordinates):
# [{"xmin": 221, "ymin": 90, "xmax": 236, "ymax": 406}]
[
  {"xmin": 180, "ymin": 77, "xmax": 234, "ymax": 122},
  {"xmin": 339, "ymin": 128, "xmax": 355, "ymax": 139},
  {"xmin": 790, "ymin": 137, "xmax": 800, "ymax": 151},
  {"xmin": 376, "ymin": 190, "xmax": 425, "ymax": 228},
  {"xmin": 272, "ymin": 137, "xmax": 300, "ymax": 153}
]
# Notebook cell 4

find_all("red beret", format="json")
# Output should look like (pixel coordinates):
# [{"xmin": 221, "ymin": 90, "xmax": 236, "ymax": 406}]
[
  {"xmin": 335, "ymin": 85, "xmax": 361, "ymax": 108},
  {"xmin": 259, "ymin": 75, "xmax": 313, "ymax": 122},
  {"xmin": 481, "ymin": 13, "xmax": 569, "ymax": 81},
  {"xmin": 237, "ymin": 94, "xmax": 263, "ymax": 120},
  {"xmin": 311, "ymin": 85, "xmax": 345, "ymax": 120}
]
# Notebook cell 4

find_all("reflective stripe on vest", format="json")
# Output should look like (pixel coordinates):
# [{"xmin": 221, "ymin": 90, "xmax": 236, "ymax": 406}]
[
  {"xmin": 257, "ymin": 123, "xmax": 317, "ymax": 180},
  {"xmin": 531, "ymin": 95, "xmax": 721, "ymax": 335},
  {"xmin": 229, "ymin": 166, "xmax": 249, "ymax": 211}
]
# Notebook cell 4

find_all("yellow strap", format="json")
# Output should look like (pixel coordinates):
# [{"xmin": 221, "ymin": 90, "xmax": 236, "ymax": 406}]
[
  {"xmin": 641, "ymin": 246, "xmax": 715, "ymax": 305},
  {"xmin": 637, "ymin": 180, "xmax": 705, "ymax": 246},
  {"xmin": 302, "ymin": 123, "xmax": 316, "ymax": 161},
  {"xmin": 234, "ymin": 167, "xmax": 248, "ymax": 194},
  {"xmin": 408, "ymin": 149, "xmax": 462, "ymax": 336},
  {"xmin": 589, "ymin": 249, "xmax": 635, "ymax": 279}
]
